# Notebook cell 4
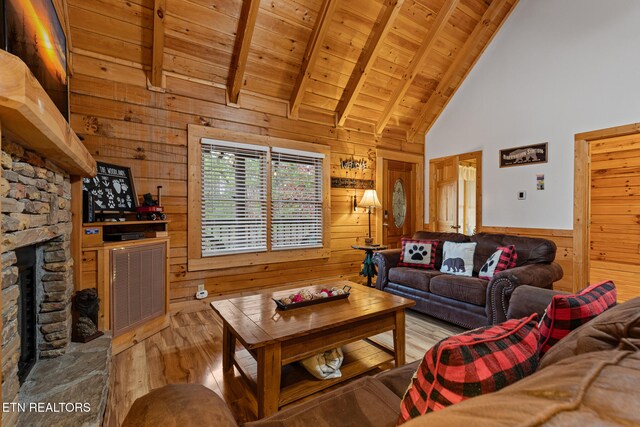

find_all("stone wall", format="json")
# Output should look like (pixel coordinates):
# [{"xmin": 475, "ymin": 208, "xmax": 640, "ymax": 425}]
[{"xmin": 1, "ymin": 137, "xmax": 74, "ymax": 426}]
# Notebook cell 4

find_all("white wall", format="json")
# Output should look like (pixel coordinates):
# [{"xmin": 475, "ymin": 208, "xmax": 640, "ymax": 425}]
[{"xmin": 425, "ymin": 0, "xmax": 640, "ymax": 230}]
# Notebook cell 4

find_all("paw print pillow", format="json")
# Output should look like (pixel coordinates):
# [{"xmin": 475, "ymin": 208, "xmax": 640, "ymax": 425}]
[
  {"xmin": 479, "ymin": 245, "xmax": 517, "ymax": 280},
  {"xmin": 398, "ymin": 238, "xmax": 439, "ymax": 269}
]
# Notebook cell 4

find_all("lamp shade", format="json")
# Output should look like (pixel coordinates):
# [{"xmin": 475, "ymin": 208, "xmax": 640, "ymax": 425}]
[{"xmin": 358, "ymin": 189, "xmax": 382, "ymax": 208}]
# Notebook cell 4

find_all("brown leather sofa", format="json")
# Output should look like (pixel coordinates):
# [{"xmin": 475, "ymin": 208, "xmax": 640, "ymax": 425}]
[
  {"xmin": 124, "ymin": 289, "xmax": 640, "ymax": 427},
  {"xmin": 373, "ymin": 231, "xmax": 564, "ymax": 328}
]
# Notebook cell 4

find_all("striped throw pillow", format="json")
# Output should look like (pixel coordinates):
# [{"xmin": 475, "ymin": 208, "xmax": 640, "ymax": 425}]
[
  {"xmin": 538, "ymin": 280, "xmax": 617, "ymax": 357},
  {"xmin": 398, "ymin": 314, "xmax": 540, "ymax": 424}
]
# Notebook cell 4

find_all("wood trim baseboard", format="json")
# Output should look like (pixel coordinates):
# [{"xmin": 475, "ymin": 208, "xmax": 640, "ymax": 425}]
[{"xmin": 478, "ymin": 226, "xmax": 572, "ymax": 237}]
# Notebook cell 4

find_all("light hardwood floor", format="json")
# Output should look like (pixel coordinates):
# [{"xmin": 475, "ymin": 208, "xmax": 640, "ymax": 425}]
[{"xmin": 104, "ymin": 288, "xmax": 463, "ymax": 426}]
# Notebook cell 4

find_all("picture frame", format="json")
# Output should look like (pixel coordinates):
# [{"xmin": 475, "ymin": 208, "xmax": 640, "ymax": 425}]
[
  {"xmin": 0, "ymin": 0, "xmax": 69, "ymax": 120},
  {"xmin": 499, "ymin": 143, "xmax": 548, "ymax": 168},
  {"xmin": 82, "ymin": 162, "xmax": 139, "ymax": 215}
]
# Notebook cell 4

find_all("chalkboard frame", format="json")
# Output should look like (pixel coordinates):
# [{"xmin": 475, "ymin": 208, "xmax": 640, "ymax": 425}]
[{"xmin": 83, "ymin": 162, "xmax": 139, "ymax": 214}]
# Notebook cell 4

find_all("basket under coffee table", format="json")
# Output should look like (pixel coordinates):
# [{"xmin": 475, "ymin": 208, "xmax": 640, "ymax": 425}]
[{"xmin": 210, "ymin": 281, "xmax": 415, "ymax": 418}]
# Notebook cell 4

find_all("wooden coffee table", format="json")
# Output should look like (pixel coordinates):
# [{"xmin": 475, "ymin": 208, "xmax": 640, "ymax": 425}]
[{"xmin": 211, "ymin": 281, "xmax": 415, "ymax": 418}]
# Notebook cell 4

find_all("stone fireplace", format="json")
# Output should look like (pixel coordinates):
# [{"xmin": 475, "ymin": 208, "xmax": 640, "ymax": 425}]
[
  {"xmin": 2, "ymin": 138, "xmax": 76, "ymax": 425},
  {"xmin": 1, "ymin": 51, "xmax": 104, "ymax": 426},
  {"xmin": 1, "ymin": 136, "xmax": 110, "ymax": 426}
]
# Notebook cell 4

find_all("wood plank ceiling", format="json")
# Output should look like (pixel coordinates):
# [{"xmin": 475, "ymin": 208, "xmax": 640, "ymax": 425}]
[{"xmin": 77, "ymin": 0, "xmax": 518, "ymax": 141}]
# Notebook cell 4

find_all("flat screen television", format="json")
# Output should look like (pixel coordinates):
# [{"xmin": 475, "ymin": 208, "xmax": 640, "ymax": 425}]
[{"xmin": 0, "ymin": 0, "xmax": 69, "ymax": 120}]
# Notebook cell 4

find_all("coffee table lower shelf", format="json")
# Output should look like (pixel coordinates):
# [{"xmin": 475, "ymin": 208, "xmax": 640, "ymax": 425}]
[{"xmin": 233, "ymin": 339, "xmax": 395, "ymax": 408}]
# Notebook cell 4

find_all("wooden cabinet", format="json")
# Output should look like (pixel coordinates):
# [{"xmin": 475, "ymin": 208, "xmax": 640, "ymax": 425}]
[{"xmin": 78, "ymin": 221, "xmax": 170, "ymax": 354}]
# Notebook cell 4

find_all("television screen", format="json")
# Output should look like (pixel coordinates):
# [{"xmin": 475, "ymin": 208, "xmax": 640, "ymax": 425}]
[{"xmin": 1, "ymin": 0, "xmax": 69, "ymax": 120}]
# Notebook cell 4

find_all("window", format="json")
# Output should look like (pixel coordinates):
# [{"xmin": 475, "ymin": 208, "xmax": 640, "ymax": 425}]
[
  {"xmin": 201, "ymin": 140, "xmax": 268, "ymax": 256},
  {"xmin": 188, "ymin": 126, "xmax": 330, "ymax": 271},
  {"xmin": 271, "ymin": 148, "xmax": 324, "ymax": 250}
]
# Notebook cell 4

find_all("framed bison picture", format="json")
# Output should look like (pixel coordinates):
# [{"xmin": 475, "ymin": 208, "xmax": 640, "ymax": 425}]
[{"xmin": 499, "ymin": 143, "xmax": 548, "ymax": 168}]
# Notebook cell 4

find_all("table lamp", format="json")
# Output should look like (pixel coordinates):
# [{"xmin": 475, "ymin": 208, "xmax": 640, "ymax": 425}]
[{"xmin": 358, "ymin": 189, "xmax": 382, "ymax": 245}]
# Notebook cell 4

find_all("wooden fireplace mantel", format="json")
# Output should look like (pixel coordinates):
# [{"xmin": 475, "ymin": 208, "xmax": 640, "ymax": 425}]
[{"xmin": 0, "ymin": 50, "xmax": 96, "ymax": 177}]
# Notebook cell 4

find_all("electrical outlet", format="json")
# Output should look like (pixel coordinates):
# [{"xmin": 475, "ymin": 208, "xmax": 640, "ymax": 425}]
[
  {"xmin": 197, "ymin": 283, "xmax": 205, "ymax": 292},
  {"xmin": 518, "ymin": 191, "xmax": 526, "ymax": 200}
]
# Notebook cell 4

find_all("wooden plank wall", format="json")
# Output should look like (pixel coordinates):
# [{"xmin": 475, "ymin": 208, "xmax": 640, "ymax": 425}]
[
  {"xmin": 589, "ymin": 133, "xmax": 640, "ymax": 302},
  {"xmin": 67, "ymin": 0, "xmax": 423, "ymax": 301},
  {"xmin": 478, "ymin": 226, "xmax": 573, "ymax": 292}
]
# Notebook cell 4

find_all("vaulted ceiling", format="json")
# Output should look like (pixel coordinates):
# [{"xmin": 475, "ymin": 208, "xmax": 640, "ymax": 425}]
[{"xmin": 70, "ymin": 0, "xmax": 518, "ymax": 141}]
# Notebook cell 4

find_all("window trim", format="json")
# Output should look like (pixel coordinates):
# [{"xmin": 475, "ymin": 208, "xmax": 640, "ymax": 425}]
[{"xmin": 187, "ymin": 125, "xmax": 331, "ymax": 272}]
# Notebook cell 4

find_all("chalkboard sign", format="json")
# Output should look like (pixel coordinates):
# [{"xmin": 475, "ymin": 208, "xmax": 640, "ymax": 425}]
[{"xmin": 83, "ymin": 162, "xmax": 138, "ymax": 214}]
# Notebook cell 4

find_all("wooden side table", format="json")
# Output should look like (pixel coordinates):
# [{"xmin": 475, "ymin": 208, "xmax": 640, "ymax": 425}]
[{"xmin": 352, "ymin": 244, "xmax": 388, "ymax": 287}]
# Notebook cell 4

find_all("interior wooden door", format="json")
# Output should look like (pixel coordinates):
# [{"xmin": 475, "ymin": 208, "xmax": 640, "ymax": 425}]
[
  {"xmin": 430, "ymin": 152, "xmax": 482, "ymax": 234},
  {"xmin": 383, "ymin": 160, "xmax": 414, "ymax": 248},
  {"xmin": 457, "ymin": 154, "xmax": 480, "ymax": 235},
  {"xmin": 431, "ymin": 157, "xmax": 459, "ymax": 232},
  {"xmin": 589, "ymin": 133, "xmax": 640, "ymax": 302}
]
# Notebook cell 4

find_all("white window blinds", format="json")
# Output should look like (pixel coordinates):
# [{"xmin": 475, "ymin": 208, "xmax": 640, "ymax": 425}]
[
  {"xmin": 271, "ymin": 148, "xmax": 324, "ymax": 250},
  {"xmin": 201, "ymin": 139, "xmax": 268, "ymax": 256}
]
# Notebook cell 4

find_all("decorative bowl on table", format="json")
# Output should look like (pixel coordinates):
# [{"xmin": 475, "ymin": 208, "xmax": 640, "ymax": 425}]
[{"xmin": 273, "ymin": 285, "xmax": 352, "ymax": 310}]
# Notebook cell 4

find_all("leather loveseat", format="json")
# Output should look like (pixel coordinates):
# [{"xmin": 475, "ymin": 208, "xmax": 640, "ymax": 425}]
[
  {"xmin": 373, "ymin": 231, "xmax": 564, "ymax": 328},
  {"xmin": 123, "ymin": 288, "xmax": 640, "ymax": 427}
]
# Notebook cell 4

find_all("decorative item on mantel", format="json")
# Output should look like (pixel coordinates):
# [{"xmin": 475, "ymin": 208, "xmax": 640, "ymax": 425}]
[
  {"xmin": 358, "ymin": 189, "xmax": 382, "ymax": 245},
  {"xmin": 71, "ymin": 288, "xmax": 104, "ymax": 343}
]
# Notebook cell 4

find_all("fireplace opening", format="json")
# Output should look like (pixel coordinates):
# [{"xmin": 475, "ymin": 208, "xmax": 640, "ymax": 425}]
[{"xmin": 16, "ymin": 245, "xmax": 37, "ymax": 384}]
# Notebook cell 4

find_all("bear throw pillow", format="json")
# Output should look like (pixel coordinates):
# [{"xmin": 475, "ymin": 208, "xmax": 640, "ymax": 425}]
[{"xmin": 439, "ymin": 241, "xmax": 476, "ymax": 276}]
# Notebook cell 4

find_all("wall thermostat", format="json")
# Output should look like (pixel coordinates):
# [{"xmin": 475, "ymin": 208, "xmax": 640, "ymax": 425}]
[{"xmin": 518, "ymin": 191, "xmax": 526, "ymax": 200}]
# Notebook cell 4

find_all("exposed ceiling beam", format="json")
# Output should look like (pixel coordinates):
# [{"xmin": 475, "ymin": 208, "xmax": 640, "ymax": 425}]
[
  {"xmin": 335, "ymin": 0, "xmax": 405, "ymax": 127},
  {"xmin": 150, "ymin": 0, "xmax": 166, "ymax": 88},
  {"xmin": 289, "ymin": 0, "xmax": 339, "ymax": 118},
  {"xmin": 228, "ymin": 0, "xmax": 260, "ymax": 104},
  {"xmin": 374, "ymin": 0, "xmax": 459, "ymax": 135},
  {"xmin": 407, "ymin": 0, "xmax": 513, "ymax": 141}
]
